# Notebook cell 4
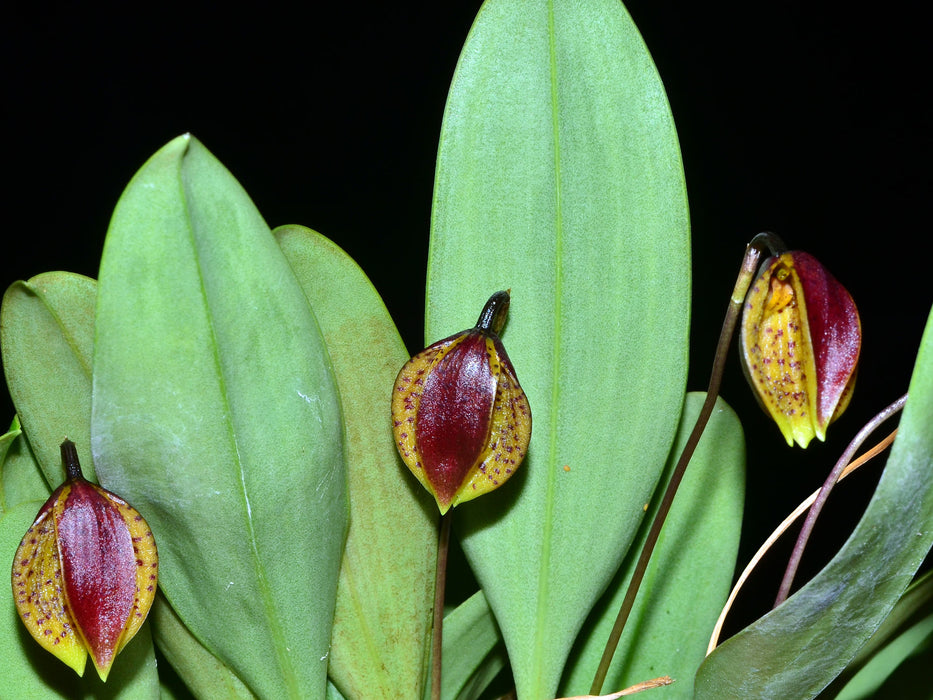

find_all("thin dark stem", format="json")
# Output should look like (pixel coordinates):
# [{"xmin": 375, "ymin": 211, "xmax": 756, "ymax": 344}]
[
  {"xmin": 431, "ymin": 510, "xmax": 452, "ymax": 700},
  {"xmin": 590, "ymin": 234, "xmax": 776, "ymax": 694},
  {"xmin": 773, "ymin": 393, "xmax": 908, "ymax": 607},
  {"xmin": 60, "ymin": 438, "xmax": 83, "ymax": 481}
]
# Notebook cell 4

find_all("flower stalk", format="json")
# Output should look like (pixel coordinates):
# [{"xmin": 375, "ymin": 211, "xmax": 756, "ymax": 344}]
[{"xmin": 590, "ymin": 232, "xmax": 781, "ymax": 694}]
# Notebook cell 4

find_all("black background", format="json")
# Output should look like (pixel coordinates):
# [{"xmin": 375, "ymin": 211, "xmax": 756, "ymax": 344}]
[{"xmin": 3, "ymin": 1, "xmax": 930, "ymax": 649}]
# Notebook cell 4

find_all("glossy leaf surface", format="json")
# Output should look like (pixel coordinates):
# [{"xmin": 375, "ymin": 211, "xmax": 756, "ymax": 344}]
[
  {"xmin": 0, "ymin": 272, "xmax": 97, "ymax": 483},
  {"xmin": 827, "ymin": 570, "xmax": 933, "ymax": 697},
  {"xmin": 275, "ymin": 224, "xmax": 436, "ymax": 699},
  {"xmin": 92, "ymin": 135, "xmax": 346, "ymax": 698},
  {"xmin": 559, "ymin": 393, "xmax": 744, "ymax": 696},
  {"xmin": 426, "ymin": 0, "xmax": 690, "ymax": 695},
  {"xmin": 696, "ymin": 304, "xmax": 933, "ymax": 697}
]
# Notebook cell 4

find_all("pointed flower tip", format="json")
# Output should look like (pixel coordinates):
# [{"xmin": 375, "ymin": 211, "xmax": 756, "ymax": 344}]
[
  {"xmin": 11, "ymin": 440, "xmax": 158, "ymax": 680},
  {"xmin": 392, "ymin": 291, "xmax": 531, "ymax": 512},
  {"xmin": 740, "ymin": 250, "xmax": 861, "ymax": 448}
]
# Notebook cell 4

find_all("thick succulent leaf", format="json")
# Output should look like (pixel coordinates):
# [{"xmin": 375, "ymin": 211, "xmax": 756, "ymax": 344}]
[
  {"xmin": 863, "ymin": 636, "xmax": 933, "ymax": 699},
  {"xmin": 91, "ymin": 135, "xmax": 346, "ymax": 698},
  {"xmin": 834, "ymin": 613, "xmax": 933, "ymax": 699},
  {"xmin": 559, "ymin": 392, "xmax": 744, "ymax": 696},
  {"xmin": 426, "ymin": 0, "xmax": 690, "ymax": 695},
  {"xmin": 825, "ymin": 570, "xmax": 933, "ymax": 698},
  {"xmin": 0, "ymin": 272, "xmax": 97, "ymax": 483},
  {"xmin": 150, "ymin": 594, "xmax": 254, "ymax": 700},
  {"xmin": 1, "ymin": 501, "xmax": 159, "ymax": 699},
  {"xmin": 2, "ymin": 418, "xmax": 51, "ymax": 512},
  {"xmin": 696, "ymin": 304, "xmax": 933, "ymax": 698},
  {"xmin": 274, "ymin": 224, "xmax": 436, "ymax": 699}
]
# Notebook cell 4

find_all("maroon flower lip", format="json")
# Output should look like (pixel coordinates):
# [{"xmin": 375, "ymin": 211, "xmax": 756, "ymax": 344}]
[
  {"xmin": 740, "ymin": 251, "xmax": 861, "ymax": 448},
  {"xmin": 392, "ymin": 291, "xmax": 531, "ymax": 513}
]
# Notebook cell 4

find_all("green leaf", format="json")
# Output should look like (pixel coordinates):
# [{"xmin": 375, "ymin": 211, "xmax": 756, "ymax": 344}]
[
  {"xmin": 834, "ymin": 614, "xmax": 933, "ymax": 699},
  {"xmin": 427, "ymin": 590, "xmax": 506, "ymax": 700},
  {"xmin": 696, "ymin": 304, "xmax": 933, "ymax": 698},
  {"xmin": 1, "ymin": 418, "xmax": 50, "ymax": 514},
  {"xmin": 91, "ymin": 135, "xmax": 347, "ymax": 699},
  {"xmin": 426, "ymin": 0, "xmax": 690, "ymax": 695},
  {"xmin": 150, "ymin": 593, "xmax": 254, "ymax": 700},
  {"xmin": 0, "ymin": 501, "xmax": 159, "ymax": 699},
  {"xmin": 559, "ymin": 392, "xmax": 745, "ymax": 696},
  {"xmin": 274, "ymin": 224, "xmax": 437, "ymax": 699},
  {"xmin": 826, "ymin": 570, "xmax": 933, "ymax": 698},
  {"xmin": 326, "ymin": 681, "xmax": 348, "ymax": 700},
  {"xmin": 853, "ymin": 628, "xmax": 933, "ymax": 699},
  {"xmin": 0, "ymin": 271, "xmax": 97, "ymax": 483}
]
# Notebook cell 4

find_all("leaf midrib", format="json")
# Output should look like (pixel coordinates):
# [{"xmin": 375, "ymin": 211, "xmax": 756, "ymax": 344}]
[
  {"xmin": 180, "ymin": 160, "xmax": 299, "ymax": 698},
  {"xmin": 531, "ymin": 0, "xmax": 564, "ymax": 694}
]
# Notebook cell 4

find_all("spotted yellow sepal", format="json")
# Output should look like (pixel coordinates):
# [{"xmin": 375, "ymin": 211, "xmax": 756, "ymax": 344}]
[
  {"xmin": 392, "ymin": 291, "xmax": 531, "ymax": 514},
  {"xmin": 740, "ymin": 251, "xmax": 860, "ymax": 448},
  {"xmin": 11, "ymin": 439, "xmax": 158, "ymax": 681}
]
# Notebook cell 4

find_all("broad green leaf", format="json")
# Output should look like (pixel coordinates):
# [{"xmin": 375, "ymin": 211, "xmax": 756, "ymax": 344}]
[
  {"xmin": 696, "ymin": 304, "xmax": 933, "ymax": 698},
  {"xmin": 91, "ymin": 135, "xmax": 346, "ymax": 699},
  {"xmin": 426, "ymin": 0, "xmax": 690, "ymax": 695},
  {"xmin": 852, "ymin": 629, "xmax": 933, "ymax": 699},
  {"xmin": 834, "ymin": 613, "xmax": 933, "ymax": 699},
  {"xmin": 559, "ymin": 392, "xmax": 744, "ymax": 696},
  {"xmin": 0, "ymin": 271, "xmax": 97, "ymax": 483},
  {"xmin": 1, "ymin": 418, "xmax": 49, "ymax": 515},
  {"xmin": 2, "ymin": 418, "xmax": 45, "ymax": 512},
  {"xmin": 274, "ymin": 224, "xmax": 437, "ymax": 699},
  {"xmin": 826, "ymin": 570, "xmax": 933, "ymax": 698},
  {"xmin": 0, "ymin": 501, "xmax": 159, "ymax": 699},
  {"xmin": 424, "ymin": 590, "xmax": 506, "ymax": 700},
  {"xmin": 150, "ymin": 593, "xmax": 254, "ymax": 700}
]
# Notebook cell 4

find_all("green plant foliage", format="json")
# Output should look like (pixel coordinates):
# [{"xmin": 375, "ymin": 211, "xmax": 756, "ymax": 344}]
[
  {"xmin": 275, "ymin": 224, "xmax": 437, "ymax": 698},
  {"xmin": 149, "ymin": 594, "xmax": 254, "ymax": 699},
  {"xmin": 425, "ymin": 0, "xmax": 690, "ymax": 696},
  {"xmin": 835, "ymin": 615, "xmax": 933, "ymax": 699},
  {"xmin": 825, "ymin": 570, "xmax": 933, "ymax": 698},
  {"xmin": 0, "ymin": 272, "xmax": 97, "ymax": 483},
  {"xmin": 91, "ymin": 135, "xmax": 347, "ymax": 699},
  {"xmin": 559, "ymin": 392, "xmax": 744, "ymax": 695},
  {"xmin": 696, "ymin": 305, "xmax": 933, "ymax": 698},
  {"xmin": 0, "ymin": 500, "xmax": 160, "ymax": 698},
  {"xmin": 1, "ymin": 418, "xmax": 50, "ymax": 512},
  {"xmin": 422, "ymin": 590, "xmax": 506, "ymax": 700}
]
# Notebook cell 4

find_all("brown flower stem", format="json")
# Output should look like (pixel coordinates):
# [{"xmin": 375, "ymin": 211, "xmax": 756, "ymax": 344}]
[
  {"xmin": 773, "ymin": 393, "xmax": 908, "ymax": 607},
  {"xmin": 590, "ymin": 233, "xmax": 780, "ymax": 694},
  {"xmin": 431, "ymin": 509, "xmax": 453, "ymax": 700}
]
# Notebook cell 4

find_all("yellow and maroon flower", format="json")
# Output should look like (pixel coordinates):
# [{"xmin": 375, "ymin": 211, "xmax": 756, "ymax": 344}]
[
  {"xmin": 740, "ymin": 251, "xmax": 861, "ymax": 448},
  {"xmin": 11, "ymin": 439, "xmax": 158, "ymax": 680},
  {"xmin": 392, "ymin": 291, "xmax": 531, "ymax": 514}
]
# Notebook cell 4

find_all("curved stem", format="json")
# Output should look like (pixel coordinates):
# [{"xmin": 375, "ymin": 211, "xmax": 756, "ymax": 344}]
[
  {"xmin": 589, "ymin": 234, "xmax": 774, "ymax": 694},
  {"xmin": 431, "ymin": 510, "xmax": 452, "ymax": 700},
  {"xmin": 773, "ymin": 393, "xmax": 908, "ymax": 607},
  {"xmin": 708, "ymin": 427, "xmax": 898, "ymax": 653}
]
